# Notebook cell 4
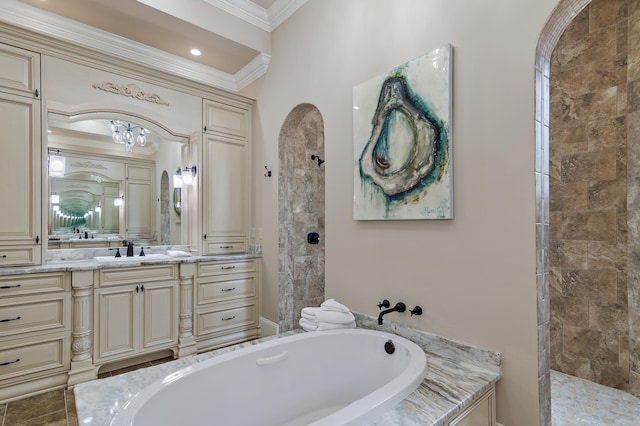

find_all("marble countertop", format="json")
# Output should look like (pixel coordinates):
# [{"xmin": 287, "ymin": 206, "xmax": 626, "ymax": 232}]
[
  {"xmin": 0, "ymin": 251, "xmax": 261, "ymax": 276},
  {"xmin": 74, "ymin": 314, "xmax": 501, "ymax": 426}
]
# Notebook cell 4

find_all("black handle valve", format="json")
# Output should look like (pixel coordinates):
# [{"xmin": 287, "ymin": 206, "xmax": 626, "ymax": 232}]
[
  {"xmin": 377, "ymin": 299, "xmax": 390, "ymax": 310},
  {"xmin": 410, "ymin": 306, "xmax": 423, "ymax": 316}
]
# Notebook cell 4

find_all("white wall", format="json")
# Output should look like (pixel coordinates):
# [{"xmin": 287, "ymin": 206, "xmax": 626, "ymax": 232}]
[{"xmin": 243, "ymin": 1, "xmax": 560, "ymax": 424}]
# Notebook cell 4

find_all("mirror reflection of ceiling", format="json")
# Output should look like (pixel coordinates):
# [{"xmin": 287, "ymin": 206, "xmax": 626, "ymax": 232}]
[{"xmin": 7, "ymin": 0, "xmax": 306, "ymax": 90}]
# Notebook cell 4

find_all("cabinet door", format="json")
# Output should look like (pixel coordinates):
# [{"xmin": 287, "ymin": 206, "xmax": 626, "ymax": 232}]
[
  {"xmin": 95, "ymin": 286, "xmax": 138, "ymax": 360},
  {"xmin": 203, "ymin": 101, "xmax": 249, "ymax": 139},
  {"xmin": 0, "ymin": 43, "xmax": 40, "ymax": 98},
  {"xmin": 141, "ymin": 281, "xmax": 178, "ymax": 350},
  {"xmin": 0, "ymin": 92, "xmax": 41, "ymax": 257},
  {"xmin": 125, "ymin": 179, "xmax": 153, "ymax": 239},
  {"xmin": 202, "ymin": 136, "xmax": 249, "ymax": 244}
]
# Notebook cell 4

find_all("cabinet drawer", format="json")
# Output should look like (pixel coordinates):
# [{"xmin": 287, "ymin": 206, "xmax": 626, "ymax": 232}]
[
  {"xmin": 99, "ymin": 265, "xmax": 177, "ymax": 287},
  {"xmin": 0, "ymin": 246, "xmax": 37, "ymax": 267},
  {"xmin": 204, "ymin": 240, "xmax": 247, "ymax": 255},
  {"xmin": 195, "ymin": 302, "xmax": 258, "ymax": 337},
  {"xmin": 198, "ymin": 259, "xmax": 256, "ymax": 276},
  {"xmin": 0, "ymin": 293, "xmax": 69, "ymax": 338},
  {"xmin": 0, "ymin": 334, "xmax": 69, "ymax": 382},
  {"xmin": 197, "ymin": 275, "xmax": 256, "ymax": 306},
  {"xmin": 0, "ymin": 272, "xmax": 67, "ymax": 296}
]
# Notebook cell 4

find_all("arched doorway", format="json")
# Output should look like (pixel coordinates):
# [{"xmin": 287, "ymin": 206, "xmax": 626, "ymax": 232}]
[{"xmin": 278, "ymin": 103, "xmax": 326, "ymax": 332}]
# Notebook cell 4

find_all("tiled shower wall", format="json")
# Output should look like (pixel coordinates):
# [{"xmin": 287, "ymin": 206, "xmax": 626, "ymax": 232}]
[
  {"xmin": 278, "ymin": 103, "xmax": 326, "ymax": 332},
  {"xmin": 548, "ymin": 0, "xmax": 633, "ymax": 392}
]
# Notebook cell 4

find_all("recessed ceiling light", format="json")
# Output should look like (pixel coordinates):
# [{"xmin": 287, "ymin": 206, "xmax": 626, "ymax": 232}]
[{"xmin": 190, "ymin": 48, "xmax": 201, "ymax": 56}]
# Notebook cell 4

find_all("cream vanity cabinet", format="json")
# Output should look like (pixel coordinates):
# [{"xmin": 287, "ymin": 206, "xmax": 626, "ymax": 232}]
[
  {"xmin": 94, "ymin": 265, "xmax": 178, "ymax": 366},
  {"xmin": 448, "ymin": 386, "xmax": 496, "ymax": 426},
  {"xmin": 201, "ymin": 99, "xmax": 251, "ymax": 255},
  {"xmin": 0, "ymin": 272, "xmax": 71, "ymax": 402},
  {"xmin": 194, "ymin": 259, "xmax": 260, "ymax": 351},
  {"xmin": 0, "ymin": 43, "xmax": 42, "ymax": 267}
]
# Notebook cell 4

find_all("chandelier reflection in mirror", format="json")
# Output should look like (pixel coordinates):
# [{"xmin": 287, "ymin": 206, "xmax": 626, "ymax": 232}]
[{"xmin": 108, "ymin": 120, "xmax": 148, "ymax": 152}]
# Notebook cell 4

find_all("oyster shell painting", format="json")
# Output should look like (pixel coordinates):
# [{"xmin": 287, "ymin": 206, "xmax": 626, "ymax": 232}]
[{"xmin": 353, "ymin": 45, "xmax": 453, "ymax": 220}]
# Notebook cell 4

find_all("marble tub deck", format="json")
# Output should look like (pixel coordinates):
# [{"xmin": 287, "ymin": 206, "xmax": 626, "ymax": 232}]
[{"xmin": 74, "ymin": 314, "xmax": 501, "ymax": 426}]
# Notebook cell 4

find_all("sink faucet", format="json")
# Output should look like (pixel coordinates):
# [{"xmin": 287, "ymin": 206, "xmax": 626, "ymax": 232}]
[
  {"xmin": 378, "ymin": 302, "xmax": 406, "ymax": 325},
  {"xmin": 126, "ymin": 241, "xmax": 134, "ymax": 257}
]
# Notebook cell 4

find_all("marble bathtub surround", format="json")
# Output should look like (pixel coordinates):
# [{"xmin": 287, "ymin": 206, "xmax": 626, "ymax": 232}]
[
  {"xmin": 549, "ymin": 0, "xmax": 634, "ymax": 394},
  {"xmin": 74, "ymin": 313, "xmax": 501, "ymax": 426}
]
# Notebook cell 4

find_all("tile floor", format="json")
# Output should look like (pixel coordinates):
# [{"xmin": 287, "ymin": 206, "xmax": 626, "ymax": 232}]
[
  {"xmin": 552, "ymin": 370, "xmax": 640, "ymax": 425},
  {"xmin": 0, "ymin": 356, "xmax": 172, "ymax": 426}
]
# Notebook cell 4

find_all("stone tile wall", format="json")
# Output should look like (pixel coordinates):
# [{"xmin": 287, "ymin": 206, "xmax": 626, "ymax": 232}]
[
  {"xmin": 549, "ymin": 0, "xmax": 631, "ymax": 391},
  {"xmin": 278, "ymin": 104, "xmax": 326, "ymax": 332}
]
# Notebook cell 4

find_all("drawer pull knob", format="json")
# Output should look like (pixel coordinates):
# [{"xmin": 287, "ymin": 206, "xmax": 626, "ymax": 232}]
[
  {"xmin": 221, "ymin": 316, "xmax": 236, "ymax": 321},
  {"xmin": 221, "ymin": 287, "xmax": 236, "ymax": 292},
  {"xmin": 0, "ymin": 284, "xmax": 21, "ymax": 289},
  {"xmin": 1, "ymin": 255, "xmax": 6, "ymax": 258},
  {"xmin": 0, "ymin": 358, "xmax": 20, "ymax": 366},
  {"xmin": 220, "ymin": 245, "xmax": 233, "ymax": 249},
  {"xmin": 221, "ymin": 266, "xmax": 236, "ymax": 270},
  {"xmin": 0, "ymin": 316, "xmax": 21, "ymax": 323}
]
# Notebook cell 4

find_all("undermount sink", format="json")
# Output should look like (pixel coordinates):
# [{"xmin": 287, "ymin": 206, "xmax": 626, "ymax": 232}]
[{"xmin": 94, "ymin": 253, "xmax": 171, "ymax": 263}]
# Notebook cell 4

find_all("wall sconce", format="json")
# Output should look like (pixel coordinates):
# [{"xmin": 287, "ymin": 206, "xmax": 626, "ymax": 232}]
[
  {"xmin": 114, "ymin": 196, "xmax": 124, "ymax": 207},
  {"xmin": 50, "ymin": 193, "xmax": 60, "ymax": 204},
  {"xmin": 49, "ymin": 149, "xmax": 66, "ymax": 177},
  {"xmin": 174, "ymin": 166, "xmax": 197, "ymax": 187}
]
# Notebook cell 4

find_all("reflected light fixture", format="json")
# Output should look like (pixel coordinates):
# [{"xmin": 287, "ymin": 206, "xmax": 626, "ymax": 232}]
[
  {"xmin": 52, "ymin": 205, "xmax": 59, "ymax": 212},
  {"xmin": 50, "ymin": 193, "xmax": 60, "ymax": 204},
  {"xmin": 190, "ymin": 48, "xmax": 201, "ymax": 56},
  {"xmin": 48, "ymin": 149, "xmax": 66, "ymax": 177},
  {"xmin": 94, "ymin": 204, "xmax": 101, "ymax": 213},
  {"xmin": 174, "ymin": 166, "xmax": 197, "ymax": 187},
  {"xmin": 114, "ymin": 196, "xmax": 124, "ymax": 207},
  {"xmin": 108, "ymin": 120, "xmax": 148, "ymax": 152}
]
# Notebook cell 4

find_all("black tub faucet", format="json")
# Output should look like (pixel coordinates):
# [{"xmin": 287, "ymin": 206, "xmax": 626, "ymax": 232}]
[
  {"xmin": 126, "ymin": 241, "xmax": 134, "ymax": 257},
  {"xmin": 378, "ymin": 302, "xmax": 406, "ymax": 325}
]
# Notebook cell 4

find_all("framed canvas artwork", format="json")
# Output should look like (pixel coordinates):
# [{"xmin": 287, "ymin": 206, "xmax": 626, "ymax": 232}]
[{"xmin": 353, "ymin": 44, "xmax": 453, "ymax": 220}]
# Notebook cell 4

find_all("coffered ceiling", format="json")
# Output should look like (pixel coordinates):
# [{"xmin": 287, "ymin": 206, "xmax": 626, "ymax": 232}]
[{"xmin": 0, "ymin": 0, "xmax": 307, "ymax": 91}]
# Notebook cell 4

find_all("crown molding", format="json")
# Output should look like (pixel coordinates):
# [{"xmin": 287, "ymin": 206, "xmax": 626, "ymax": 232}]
[
  {"xmin": 203, "ymin": 0, "xmax": 307, "ymax": 32},
  {"xmin": 0, "ymin": 0, "xmax": 268, "ymax": 92}
]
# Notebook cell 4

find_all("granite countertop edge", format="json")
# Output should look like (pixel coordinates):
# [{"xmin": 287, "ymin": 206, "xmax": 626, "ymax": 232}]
[{"xmin": 74, "ymin": 315, "xmax": 501, "ymax": 426}]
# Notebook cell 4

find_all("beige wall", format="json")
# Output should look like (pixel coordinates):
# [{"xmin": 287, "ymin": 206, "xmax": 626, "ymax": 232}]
[{"xmin": 243, "ymin": 1, "xmax": 560, "ymax": 424}]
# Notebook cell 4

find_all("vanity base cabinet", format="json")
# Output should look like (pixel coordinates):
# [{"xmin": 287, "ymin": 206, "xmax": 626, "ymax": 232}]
[
  {"xmin": 0, "ymin": 272, "xmax": 71, "ymax": 404},
  {"xmin": 94, "ymin": 265, "xmax": 179, "ymax": 369},
  {"xmin": 194, "ymin": 259, "xmax": 261, "ymax": 352},
  {"xmin": 448, "ymin": 386, "xmax": 496, "ymax": 426}
]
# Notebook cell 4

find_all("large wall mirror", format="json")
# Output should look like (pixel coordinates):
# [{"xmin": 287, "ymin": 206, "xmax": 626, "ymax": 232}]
[{"xmin": 47, "ymin": 111, "xmax": 190, "ymax": 249}]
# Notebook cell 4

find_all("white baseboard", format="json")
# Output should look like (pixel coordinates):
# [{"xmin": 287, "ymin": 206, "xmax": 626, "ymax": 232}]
[{"xmin": 260, "ymin": 317, "xmax": 279, "ymax": 337}]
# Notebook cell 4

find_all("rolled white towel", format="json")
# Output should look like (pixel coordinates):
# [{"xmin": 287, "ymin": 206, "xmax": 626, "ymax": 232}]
[
  {"xmin": 299, "ymin": 318, "xmax": 317, "ymax": 332},
  {"xmin": 321, "ymin": 299, "xmax": 350, "ymax": 313},
  {"xmin": 315, "ymin": 321, "xmax": 356, "ymax": 331},
  {"xmin": 301, "ymin": 307, "xmax": 355, "ymax": 324}
]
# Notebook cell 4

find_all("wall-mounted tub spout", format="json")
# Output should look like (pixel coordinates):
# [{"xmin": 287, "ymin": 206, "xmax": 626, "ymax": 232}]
[{"xmin": 378, "ymin": 302, "xmax": 406, "ymax": 325}]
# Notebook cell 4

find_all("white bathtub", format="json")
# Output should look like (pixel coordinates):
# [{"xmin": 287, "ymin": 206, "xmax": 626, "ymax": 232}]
[{"xmin": 110, "ymin": 328, "xmax": 428, "ymax": 426}]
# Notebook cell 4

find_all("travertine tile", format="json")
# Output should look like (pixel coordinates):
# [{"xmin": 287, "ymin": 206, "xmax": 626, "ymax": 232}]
[
  {"xmin": 587, "ymin": 116, "xmax": 626, "ymax": 150},
  {"xmin": 561, "ymin": 150, "xmax": 617, "ymax": 182},
  {"xmin": 561, "ymin": 268, "xmax": 618, "ymax": 302},
  {"xmin": 563, "ymin": 325, "xmax": 619, "ymax": 363},
  {"xmin": 549, "ymin": 239, "xmax": 588, "ymax": 268},
  {"xmin": 588, "ymin": 301, "xmax": 628, "ymax": 335},
  {"xmin": 560, "ymin": 210, "xmax": 617, "ymax": 241},
  {"xmin": 551, "ymin": 294, "xmax": 589, "ymax": 327},
  {"xmin": 4, "ymin": 390, "xmax": 66, "ymax": 425},
  {"xmin": 587, "ymin": 54, "xmax": 627, "ymax": 92},
  {"xmin": 589, "ymin": 0, "xmax": 627, "ymax": 31}
]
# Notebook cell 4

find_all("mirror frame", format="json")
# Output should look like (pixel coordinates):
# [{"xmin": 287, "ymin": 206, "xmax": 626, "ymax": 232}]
[{"xmin": 45, "ymin": 106, "xmax": 195, "ymax": 250}]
